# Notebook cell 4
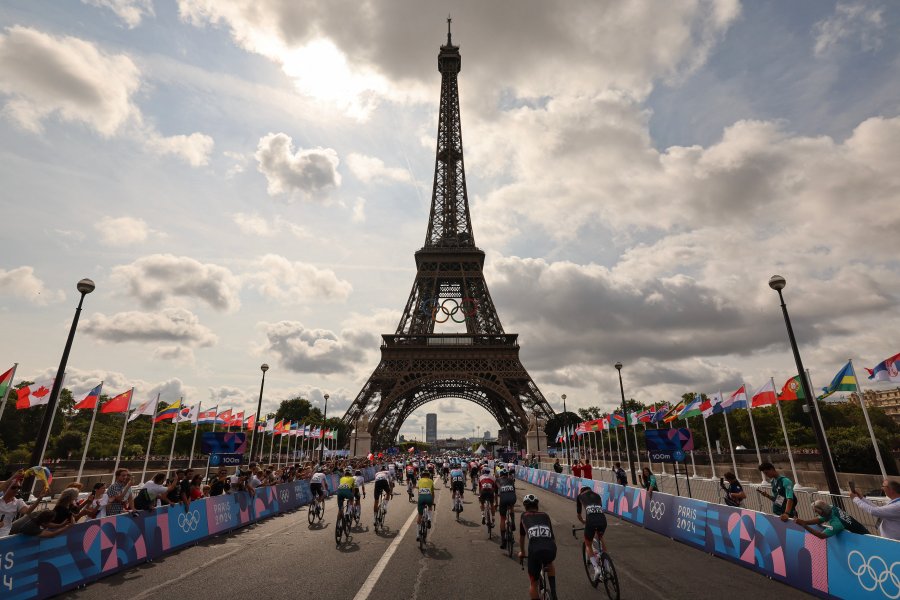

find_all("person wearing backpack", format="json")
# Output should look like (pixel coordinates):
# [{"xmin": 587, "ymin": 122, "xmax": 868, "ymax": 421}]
[
  {"xmin": 795, "ymin": 499, "xmax": 870, "ymax": 538},
  {"xmin": 136, "ymin": 473, "xmax": 175, "ymax": 511}
]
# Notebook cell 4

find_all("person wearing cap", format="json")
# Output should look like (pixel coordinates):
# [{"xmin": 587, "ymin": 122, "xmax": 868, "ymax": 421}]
[{"xmin": 518, "ymin": 494, "xmax": 557, "ymax": 600}]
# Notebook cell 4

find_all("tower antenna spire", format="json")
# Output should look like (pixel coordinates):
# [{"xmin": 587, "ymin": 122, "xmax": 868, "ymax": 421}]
[{"xmin": 447, "ymin": 15, "xmax": 452, "ymax": 45}]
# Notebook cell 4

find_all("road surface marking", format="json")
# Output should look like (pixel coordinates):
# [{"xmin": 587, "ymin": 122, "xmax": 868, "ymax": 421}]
[{"xmin": 352, "ymin": 500, "xmax": 423, "ymax": 600}]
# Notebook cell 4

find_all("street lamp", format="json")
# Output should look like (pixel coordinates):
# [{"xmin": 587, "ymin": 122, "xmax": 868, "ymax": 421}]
[
  {"xmin": 768, "ymin": 275, "xmax": 841, "ymax": 495},
  {"xmin": 250, "ymin": 364, "xmax": 268, "ymax": 463},
  {"xmin": 321, "ymin": 393, "xmax": 329, "ymax": 462},
  {"xmin": 27, "ymin": 278, "xmax": 94, "ymax": 494},
  {"xmin": 615, "ymin": 362, "xmax": 637, "ymax": 485},
  {"xmin": 561, "ymin": 394, "xmax": 569, "ymax": 472}
]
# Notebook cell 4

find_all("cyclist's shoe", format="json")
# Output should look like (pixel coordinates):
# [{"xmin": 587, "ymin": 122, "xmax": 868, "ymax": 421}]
[
  {"xmin": 427, "ymin": 520, "xmax": 432, "ymax": 529},
  {"xmin": 482, "ymin": 516, "xmax": 486, "ymax": 524},
  {"xmin": 500, "ymin": 540, "xmax": 506, "ymax": 550}
]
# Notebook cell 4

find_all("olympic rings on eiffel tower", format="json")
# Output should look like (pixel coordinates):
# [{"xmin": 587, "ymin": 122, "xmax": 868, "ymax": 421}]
[{"xmin": 418, "ymin": 297, "xmax": 479, "ymax": 323}]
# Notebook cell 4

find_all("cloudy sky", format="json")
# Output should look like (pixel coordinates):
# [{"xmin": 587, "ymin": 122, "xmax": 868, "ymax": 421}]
[{"xmin": 2, "ymin": 1, "xmax": 899, "ymax": 441}]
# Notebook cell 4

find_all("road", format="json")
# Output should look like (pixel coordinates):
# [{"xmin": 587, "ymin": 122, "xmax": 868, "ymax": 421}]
[{"xmin": 64, "ymin": 478, "xmax": 813, "ymax": 599}]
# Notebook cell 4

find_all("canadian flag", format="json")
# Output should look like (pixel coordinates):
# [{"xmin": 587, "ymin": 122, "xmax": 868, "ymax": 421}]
[{"xmin": 16, "ymin": 382, "xmax": 52, "ymax": 409}]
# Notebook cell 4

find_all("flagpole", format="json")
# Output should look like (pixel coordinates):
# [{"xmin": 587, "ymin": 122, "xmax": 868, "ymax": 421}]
[
  {"xmin": 631, "ymin": 419, "xmax": 642, "ymax": 471},
  {"xmin": 111, "ymin": 388, "xmax": 134, "ymax": 482},
  {"xmin": 719, "ymin": 390, "xmax": 739, "ymax": 476},
  {"xmin": 805, "ymin": 370, "xmax": 839, "ymax": 486},
  {"xmin": 37, "ymin": 372, "xmax": 67, "ymax": 467},
  {"xmin": 742, "ymin": 383, "xmax": 764, "ymax": 468},
  {"xmin": 613, "ymin": 425, "xmax": 622, "ymax": 465},
  {"xmin": 772, "ymin": 378, "xmax": 799, "ymax": 486},
  {"xmin": 277, "ymin": 429, "xmax": 284, "ymax": 468},
  {"xmin": 0, "ymin": 363, "xmax": 18, "ymax": 425},
  {"xmin": 598, "ymin": 429, "xmax": 605, "ymax": 469},
  {"xmin": 642, "ymin": 422, "xmax": 652, "ymax": 471},
  {"xmin": 849, "ymin": 360, "xmax": 887, "ymax": 479},
  {"xmin": 188, "ymin": 401, "xmax": 202, "ymax": 470},
  {"xmin": 654, "ymin": 420, "xmax": 668, "ymax": 475},
  {"xmin": 269, "ymin": 425, "xmax": 275, "ymax": 464},
  {"xmin": 685, "ymin": 417, "xmax": 698, "ymax": 478},
  {"xmin": 166, "ymin": 399, "xmax": 182, "ymax": 475},
  {"xmin": 701, "ymin": 413, "xmax": 716, "ymax": 479},
  {"xmin": 140, "ymin": 393, "xmax": 161, "ymax": 483},
  {"xmin": 77, "ymin": 380, "xmax": 103, "ymax": 482},
  {"xmin": 606, "ymin": 423, "xmax": 614, "ymax": 470}
]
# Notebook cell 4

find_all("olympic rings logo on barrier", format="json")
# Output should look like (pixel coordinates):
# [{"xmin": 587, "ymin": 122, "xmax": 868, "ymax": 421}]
[
  {"xmin": 847, "ymin": 550, "xmax": 900, "ymax": 599},
  {"xmin": 649, "ymin": 500, "xmax": 666, "ymax": 521},
  {"xmin": 418, "ymin": 297, "xmax": 479, "ymax": 323},
  {"xmin": 178, "ymin": 509, "xmax": 201, "ymax": 533},
  {"xmin": 280, "ymin": 490, "xmax": 289, "ymax": 503}
]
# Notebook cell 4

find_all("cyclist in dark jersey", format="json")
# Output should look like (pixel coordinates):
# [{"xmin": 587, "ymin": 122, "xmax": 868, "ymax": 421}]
[
  {"xmin": 518, "ymin": 494, "xmax": 557, "ymax": 600},
  {"xmin": 497, "ymin": 469, "xmax": 517, "ymax": 550},
  {"xmin": 577, "ymin": 485, "xmax": 608, "ymax": 582}
]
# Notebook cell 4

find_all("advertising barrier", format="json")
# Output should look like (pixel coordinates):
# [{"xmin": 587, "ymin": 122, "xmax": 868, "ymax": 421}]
[
  {"xmin": 516, "ymin": 466, "xmax": 897, "ymax": 600},
  {"xmin": 0, "ymin": 466, "xmax": 378, "ymax": 599}
]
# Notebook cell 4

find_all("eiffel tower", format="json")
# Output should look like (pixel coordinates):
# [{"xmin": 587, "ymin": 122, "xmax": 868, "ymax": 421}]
[{"xmin": 342, "ymin": 21, "xmax": 555, "ymax": 449}]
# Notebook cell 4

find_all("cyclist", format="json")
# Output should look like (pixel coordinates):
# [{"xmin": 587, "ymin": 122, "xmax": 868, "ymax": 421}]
[
  {"xmin": 388, "ymin": 461, "xmax": 397, "ymax": 482},
  {"xmin": 373, "ymin": 465, "xmax": 391, "ymax": 521},
  {"xmin": 469, "ymin": 461, "xmax": 480, "ymax": 491},
  {"xmin": 478, "ymin": 467, "xmax": 498, "ymax": 525},
  {"xmin": 310, "ymin": 467, "xmax": 328, "ymax": 503},
  {"xmin": 405, "ymin": 462, "xmax": 417, "ymax": 484},
  {"xmin": 519, "ymin": 494, "xmax": 558, "ymax": 600},
  {"xmin": 441, "ymin": 459, "xmax": 451, "ymax": 482},
  {"xmin": 353, "ymin": 469, "xmax": 366, "ymax": 519},
  {"xmin": 449, "ymin": 463, "xmax": 466, "ymax": 506},
  {"xmin": 576, "ymin": 484, "xmax": 607, "ymax": 581},
  {"xmin": 497, "ymin": 468, "xmax": 517, "ymax": 550},
  {"xmin": 415, "ymin": 468, "xmax": 436, "ymax": 542},
  {"xmin": 337, "ymin": 468, "xmax": 356, "ymax": 522}
]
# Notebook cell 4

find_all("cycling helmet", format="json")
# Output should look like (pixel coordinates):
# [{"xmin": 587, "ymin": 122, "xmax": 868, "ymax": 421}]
[
  {"xmin": 522, "ymin": 494, "xmax": 538, "ymax": 507},
  {"xmin": 355, "ymin": 470, "xmax": 362, "ymax": 476},
  {"xmin": 482, "ymin": 467, "xmax": 491, "ymax": 475},
  {"xmin": 498, "ymin": 469, "xmax": 508, "ymax": 476},
  {"xmin": 344, "ymin": 468, "xmax": 353, "ymax": 475},
  {"xmin": 380, "ymin": 464, "xmax": 387, "ymax": 471},
  {"xmin": 315, "ymin": 467, "xmax": 324, "ymax": 473},
  {"xmin": 580, "ymin": 485, "xmax": 593, "ymax": 493}
]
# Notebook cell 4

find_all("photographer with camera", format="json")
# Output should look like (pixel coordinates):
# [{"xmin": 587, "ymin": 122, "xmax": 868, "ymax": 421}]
[{"xmin": 719, "ymin": 471, "xmax": 746, "ymax": 507}]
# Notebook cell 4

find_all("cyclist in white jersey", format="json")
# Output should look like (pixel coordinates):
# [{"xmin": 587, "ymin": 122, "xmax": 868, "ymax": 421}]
[
  {"xmin": 373, "ymin": 467, "xmax": 392, "ymax": 519},
  {"xmin": 353, "ymin": 470, "xmax": 366, "ymax": 515},
  {"xmin": 309, "ymin": 469, "xmax": 328, "ymax": 501}
]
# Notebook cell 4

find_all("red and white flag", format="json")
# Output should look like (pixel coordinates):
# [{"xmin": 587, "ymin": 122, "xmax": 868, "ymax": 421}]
[
  {"xmin": 16, "ymin": 381, "xmax": 52, "ymax": 409},
  {"xmin": 751, "ymin": 380, "xmax": 778, "ymax": 407}
]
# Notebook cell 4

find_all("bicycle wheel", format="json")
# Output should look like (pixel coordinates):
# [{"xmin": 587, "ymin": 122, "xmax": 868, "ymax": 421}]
[
  {"xmin": 316, "ymin": 500, "xmax": 324, "ymax": 522},
  {"xmin": 601, "ymin": 553, "xmax": 620, "ymax": 600},
  {"xmin": 308, "ymin": 501, "xmax": 315, "ymax": 524},
  {"xmin": 344, "ymin": 515, "xmax": 352, "ymax": 543},
  {"xmin": 539, "ymin": 568, "xmax": 552, "ymax": 600},
  {"xmin": 418, "ymin": 522, "xmax": 426, "ymax": 550},
  {"xmin": 334, "ymin": 513, "xmax": 343, "ymax": 545},
  {"xmin": 583, "ymin": 542, "xmax": 599, "ymax": 588},
  {"xmin": 486, "ymin": 512, "xmax": 493, "ymax": 539},
  {"xmin": 506, "ymin": 523, "xmax": 514, "ymax": 558}
]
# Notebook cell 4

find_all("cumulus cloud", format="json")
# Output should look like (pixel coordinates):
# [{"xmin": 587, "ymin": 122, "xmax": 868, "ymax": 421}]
[
  {"xmin": 813, "ymin": 1, "xmax": 885, "ymax": 56},
  {"xmin": 258, "ymin": 321, "xmax": 367, "ymax": 374},
  {"xmin": 346, "ymin": 153, "xmax": 412, "ymax": 184},
  {"xmin": 152, "ymin": 345, "xmax": 196, "ymax": 364},
  {"xmin": 231, "ymin": 213, "xmax": 310, "ymax": 239},
  {"xmin": 208, "ymin": 385, "xmax": 247, "ymax": 404},
  {"xmin": 111, "ymin": 254, "xmax": 242, "ymax": 312},
  {"xmin": 82, "ymin": 0, "xmax": 155, "ymax": 28},
  {"xmin": 0, "ymin": 266, "xmax": 65, "ymax": 305},
  {"xmin": 0, "ymin": 25, "xmax": 212, "ymax": 166},
  {"xmin": 28, "ymin": 366, "xmax": 194, "ymax": 402},
  {"xmin": 94, "ymin": 216, "xmax": 154, "ymax": 246},
  {"xmin": 255, "ymin": 132, "xmax": 341, "ymax": 200},
  {"xmin": 82, "ymin": 308, "xmax": 218, "ymax": 346},
  {"xmin": 246, "ymin": 254, "xmax": 352, "ymax": 304}
]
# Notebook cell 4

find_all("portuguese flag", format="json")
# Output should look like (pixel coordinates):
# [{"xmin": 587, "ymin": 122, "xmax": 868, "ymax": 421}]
[
  {"xmin": 778, "ymin": 375, "xmax": 804, "ymax": 401},
  {"xmin": 0, "ymin": 366, "xmax": 14, "ymax": 400}
]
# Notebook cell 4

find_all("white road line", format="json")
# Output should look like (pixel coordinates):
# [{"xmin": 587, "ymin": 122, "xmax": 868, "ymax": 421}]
[{"xmin": 352, "ymin": 504, "xmax": 420, "ymax": 600}]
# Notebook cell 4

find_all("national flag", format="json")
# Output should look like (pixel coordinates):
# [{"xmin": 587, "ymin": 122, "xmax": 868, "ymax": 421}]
[
  {"xmin": 662, "ymin": 400, "xmax": 686, "ymax": 422},
  {"xmin": 866, "ymin": 351, "xmax": 900, "ymax": 382},
  {"xmin": 680, "ymin": 395, "xmax": 703, "ymax": 419},
  {"xmin": 229, "ymin": 411, "xmax": 244, "ymax": 428},
  {"xmin": 700, "ymin": 393, "xmax": 722, "ymax": 418},
  {"xmin": 0, "ymin": 366, "xmax": 15, "ymax": 399},
  {"xmin": 216, "ymin": 409, "xmax": 233, "ymax": 425},
  {"xmin": 575, "ymin": 422, "xmax": 586, "ymax": 435},
  {"xmin": 305, "ymin": 424, "xmax": 312, "ymax": 438},
  {"xmin": 627, "ymin": 411, "xmax": 640, "ymax": 426},
  {"xmin": 609, "ymin": 412, "xmax": 626, "ymax": 428},
  {"xmin": 244, "ymin": 414, "xmax": 255, "ymax": 430},
  {"xmin": 720, "ymin": 385, "xmax": 748, "ymax": 413},
  {"xmin": 311, "ymin": 426, "xmax": 321, "ymax": 438},
  {"xmin": 154, "ymin": 399, "xmax": 183, "ymax": 422},
  {"xmin": 197, "ymin": 406, "xmax": 218, "ymax": 423},
  {"xmin": 751, "ymin": 380, "xmax": 778, "ymax": 407},
  {"xmin": 175, "ymin": 404, "xmax": 199, "ymax": 424},
  {"xmin": 265, "ymin": 418, "xmax": 275, "ymax": 432},
  {"xmin": 650, "ymin": 405, "xmax": 669, "ymax": 423},
  {"xmin": 16, "ymin": 382, "xmax": 52, "ymax": 409},
  {"xmin": 128, "ymin": 396, "xmax": 160, "ymax": 421},
  {"xmin": 290, "ymin": 421, "xmax": 299, "ymax": 435},
  {"xmin": 638, "ymin": 406, "xmax": 654, "ymax": 423},
  {"xmin": 274, "ymin": 420, "xmax": 285, "ymax": 434},
  {"xmin": 819, "ymin": 361, "xmax": 856, "ymax": 400},
  {"xmin": 101, "ymin": 389, "xmax": 133, "ymax": 413},
  {"xmin": 73, "ymin": 383, "xmax": 103, "ymax": 410},
  {"xmin": 778, "ymin": 376, "xmax": 804, "ymax": 401}
]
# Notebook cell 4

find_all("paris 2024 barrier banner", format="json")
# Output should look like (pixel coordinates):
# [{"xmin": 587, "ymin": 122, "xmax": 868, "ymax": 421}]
[
  {"xmin": 515, "ymin": 466, "xmax": 900, "ymax": 600},
  {"xmin": 0, "ymin": 468, "xmax": 376, "ymax": 599}
]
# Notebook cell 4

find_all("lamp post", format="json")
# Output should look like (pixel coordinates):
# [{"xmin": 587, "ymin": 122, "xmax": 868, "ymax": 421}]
[
  {"xmin": 27, "ymin": 278, "xmax": 95, "ymax": 495},
  {"xmin": 250, "ymin": 364, "xmax": 268, "ymax": 463},
  {"xmin": 768, "ymin": 275, "xmax": 841, "ymax": 495},
  {"xmin": 561, "ymin": 394, "xmax": 570, "ymax": 472},
  {"xmin": 615, "ymin": 362, "xmax": 637, "ymax": 485},
  {"xmin": 321, "ymin": 393, "xmax": 329, "ymax": 462}
]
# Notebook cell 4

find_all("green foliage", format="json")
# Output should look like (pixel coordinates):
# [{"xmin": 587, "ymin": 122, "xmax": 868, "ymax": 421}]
[{"xmin": 52, "ymin": 432, "xmax": 84, "ymax": 459}]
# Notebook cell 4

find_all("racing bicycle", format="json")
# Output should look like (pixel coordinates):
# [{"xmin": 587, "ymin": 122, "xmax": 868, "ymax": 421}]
[
  {"xmin": 573, "ymin": 526, "xmax": 619, "ymax": 599},
  {"xmin": 407, "ymin": 478, "xmax": 415, "ymax": 502},
  {"xmin": 452, "ymin": 489, "xmax": 463, "ymax": 520},
  {"xmin": 374, "ymin": 491, "xmax": 388, "ymax": 532},
  {"xmin": 335, "ymin": 503, "xmax": 353, "ymax": 545},
  {"xmin": 503, "ymin": 508, "xmax": 516, "ymax": 558},
  {"xmin": 482, "ymin": 501, "xmax": 494, "ymax": 538},
  {"xmin": 441, "ymin": 471, "xmax": 449, "ymax": 485},
  {"xmin": 308, "ymin": 492, "xmax": 325, "ymax": 525},
  {"xmin": 519, "ymin": 554, "xmax": 553, "ymax": 600},
  {"xmin": 418, "ymin": 504, "xmax": 432, "ymax": 550}
]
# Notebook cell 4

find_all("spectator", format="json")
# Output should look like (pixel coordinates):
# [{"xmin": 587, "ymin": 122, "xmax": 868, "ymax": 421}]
[
  {"xmin": 0, "ymin": 481, "xmax": 41, "ymax": 537},
  {"xmin": 51, "ymin": 488, "xmax": 81, "ymax": 525},
  {"xmin": 9, "ymin": 509, "xmax": 73, "ymax": 538},
  {"xmin": 552, "ymin": 459, "xmax": 563, "ymax": 474},
  {"xmin": 640, "ymin": 467, "xmax": 659, "ymax": 496},
  {"xmin": 189, "ymin": 474, "xmax": 204, "ymax": 500},
  {"xmin": 613, "ymin": 462, "xmax": 628, "ymax": 487},
  {"xmin": 581, "ymin": 459, "xmax": 593, "ymax": 480},
  {"xmin": 106, "ymin": 469, "xmax": 134, "ymax": 516},
  {"xmin": 136, "ymin": 473, "xmax": 174, "ymax": 510},
  {"xmin": 719, "ymin": 471, "xmax": 746, "ymax": 507},
  {"xmin": 166, "ymin": 470, "xmax": 187, "ymax": 507},
  {"xmin": 80, "ymin": 482, "xmax": 109, "ymax": 520},
  {"xmin": 850, "ymin": 479, "xmax": 900, "ymax": 541},
  {"xmin": 210, "ymin": 469, "xmax": 230, "ymax": 496},
  {"xmin": 756, "ymin": 462, "xmax": 796, "ymax": 521},
  {"xmin": 0, "ymin": 469, "xmax": 25, "ymax": 494},
  {"xmin": 572, "ymin": 460, "xmax": 583, "ymax": 478},
  {"xmin": 795, "ymin": 499, "xmax": 869, "ymax": 539}
]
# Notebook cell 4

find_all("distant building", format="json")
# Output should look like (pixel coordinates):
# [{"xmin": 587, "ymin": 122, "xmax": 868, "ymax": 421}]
[
  {"xmin": 426, "ymin": 413, "xmax": 437, "ymax": 444},
  {"xmin": 483, "ymin": 431, "xmax": 491, "ymax": 440},
  {"xmin": 851, "ymin": 388, "xmax": 900, "ymax": 426},
  {"xmin": 399, "ymin": 434, "xmax": 406, "ymax": 443}
]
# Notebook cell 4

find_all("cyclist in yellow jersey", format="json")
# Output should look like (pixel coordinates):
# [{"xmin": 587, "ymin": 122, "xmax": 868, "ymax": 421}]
[
  {"xmin": 416, "ymin": 469, "xmax": 436, "ymax": 540},
  {"xmin": 337, "ymin": 468, "xmax": 357, "ymax": 519}
]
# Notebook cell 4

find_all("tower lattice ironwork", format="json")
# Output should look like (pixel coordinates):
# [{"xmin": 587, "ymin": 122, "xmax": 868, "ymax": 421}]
[{"xmin": 342, "ymin": 22, "xmax": 555, "ymax": 449}]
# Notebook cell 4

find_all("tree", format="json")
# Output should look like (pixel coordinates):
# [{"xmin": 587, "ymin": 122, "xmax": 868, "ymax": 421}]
[
  {"xmin": 275, "ymin": 397, "xmax": 317, "ymax": 423},
  {"xmin": 51, "ymin": 432, "xmax": 84, "ymax": 459}
]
